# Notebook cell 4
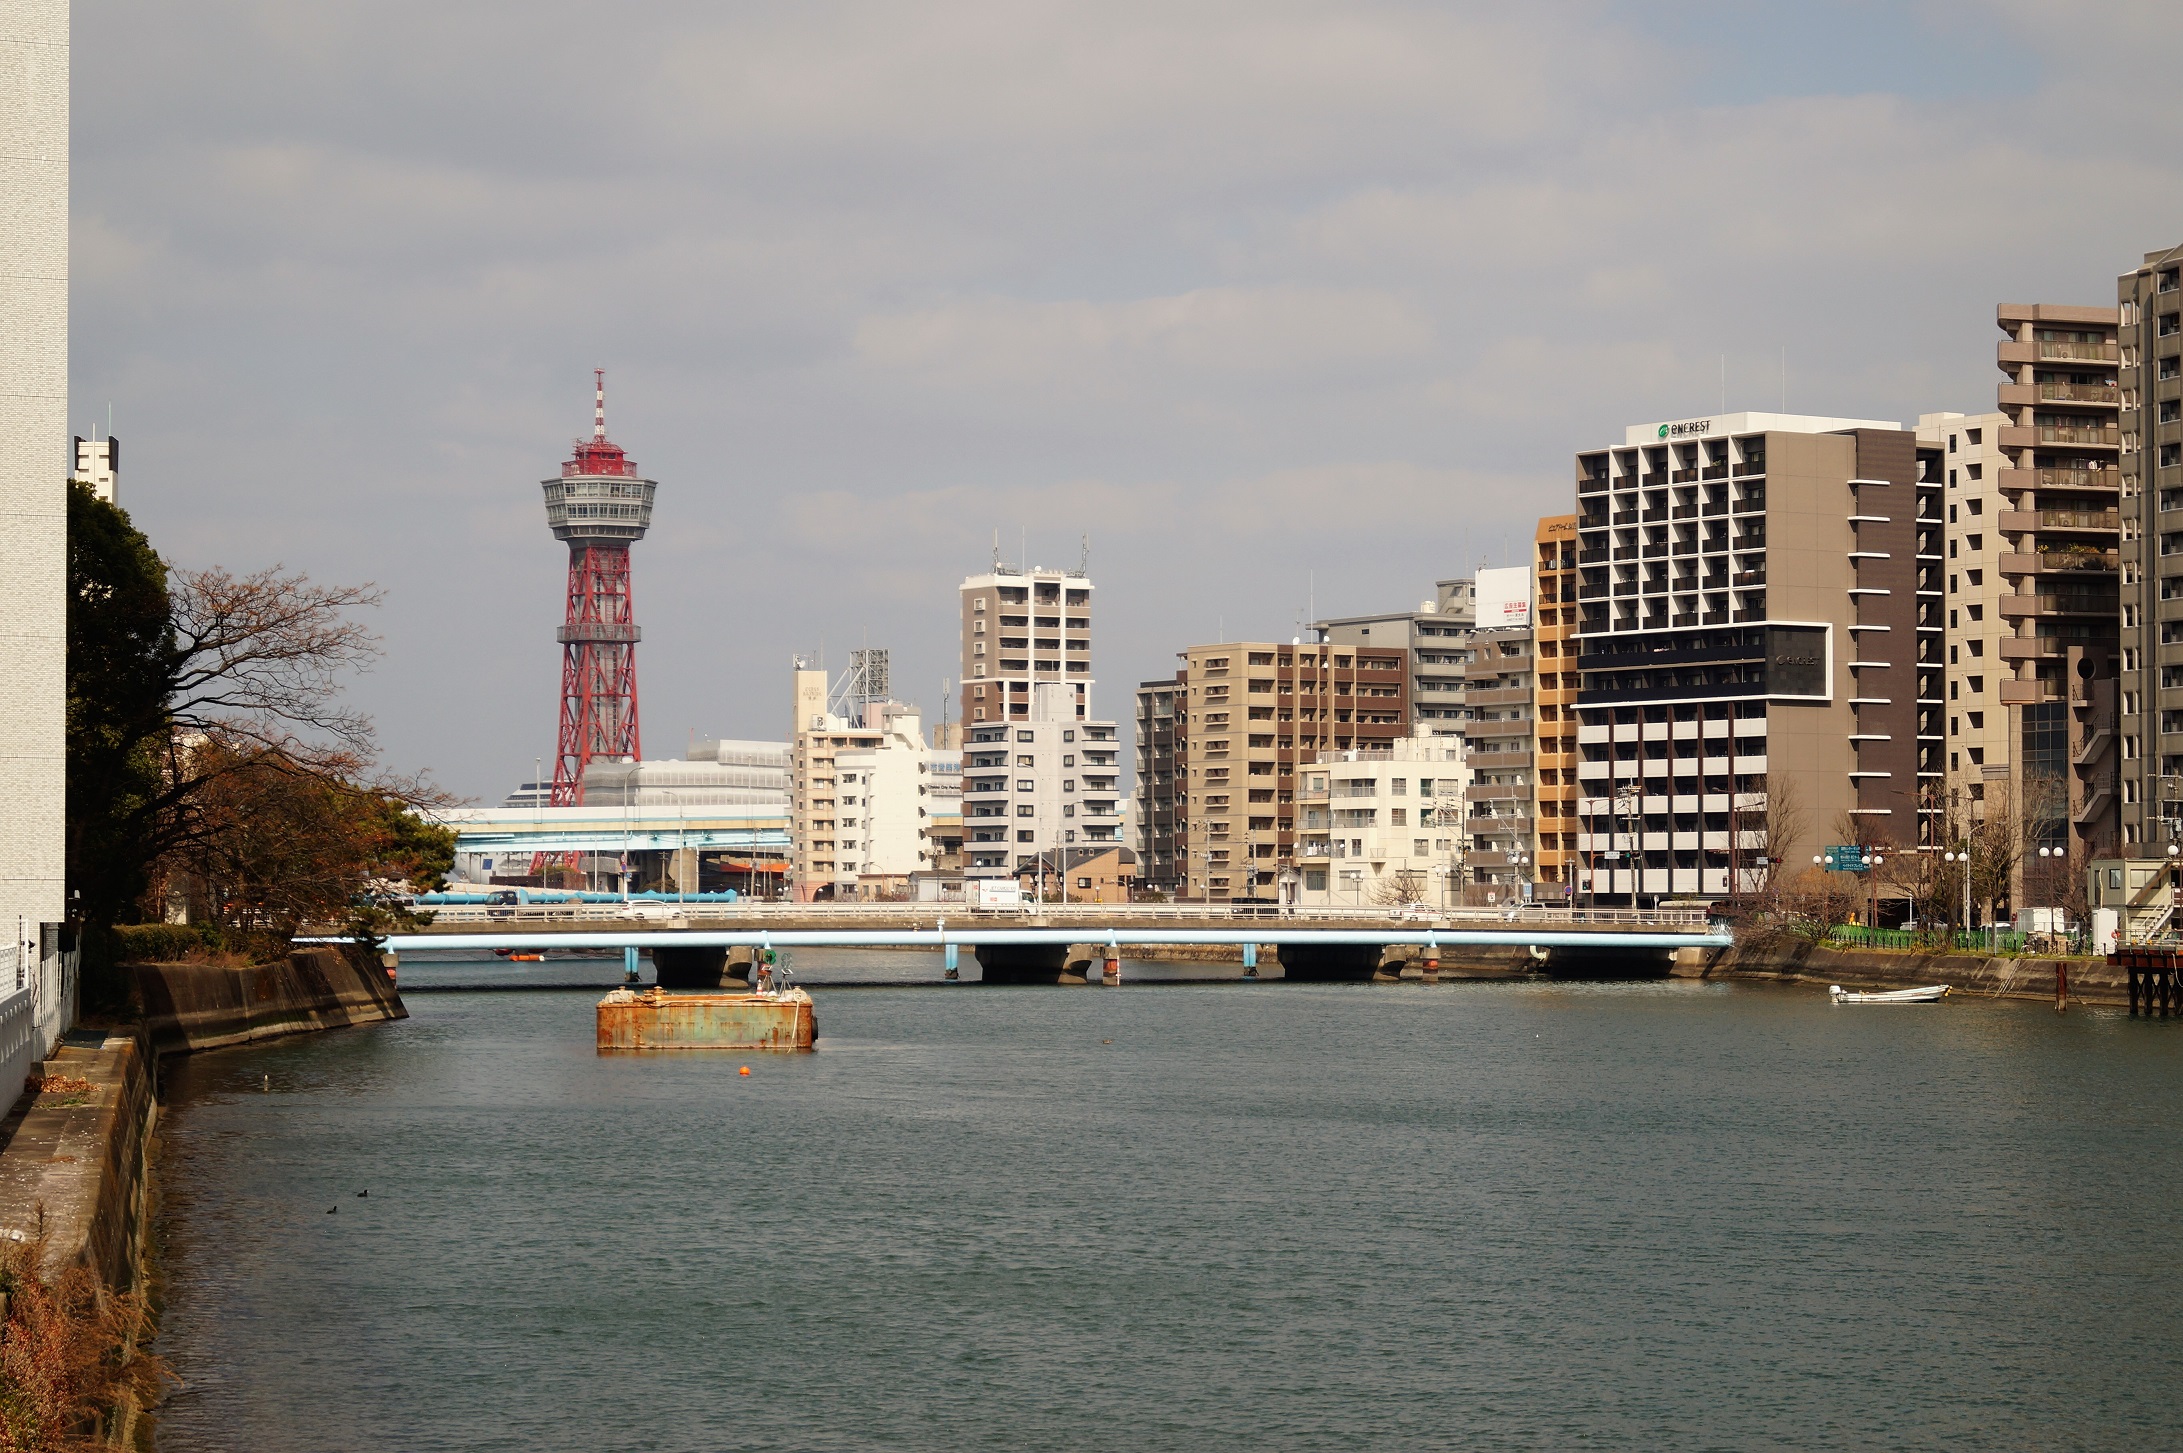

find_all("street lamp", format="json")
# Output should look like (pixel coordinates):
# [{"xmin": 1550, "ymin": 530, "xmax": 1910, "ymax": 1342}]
[{"xmin": 1944, "ymin": 848, "xmax": 1971, "ymax": 949}]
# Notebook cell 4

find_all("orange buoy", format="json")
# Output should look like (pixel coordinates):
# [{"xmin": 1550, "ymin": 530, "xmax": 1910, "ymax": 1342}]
[{"xmin": 739, "ymin": 1065, "xmax": 751, "ymax": 1076}]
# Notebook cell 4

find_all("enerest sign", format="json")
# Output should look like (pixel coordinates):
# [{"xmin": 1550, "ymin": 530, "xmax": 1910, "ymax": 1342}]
[{"xmin": 1655, "ymin": 418, "xmax": 1713, "ymax": 440}]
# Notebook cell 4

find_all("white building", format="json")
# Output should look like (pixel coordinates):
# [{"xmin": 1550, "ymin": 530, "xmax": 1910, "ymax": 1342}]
[
  {"xmin": 961, "ymin": 682, "xmax": 1123, "ymax": 879},
  {"xmin": 790, "ymin": 665, "xmax": 943, "ymax": 899},
  {"xmin": 579, "ymin": 739, "xmax": 791, "ymax": 808},
  {"xmin": 69, "ymin": 434, "xmax": 116, "ymax": 504},
  {"xmin": 1, "ymin": 4, "xmax": 71, "ymax": 1040},
  {"xmin": 1295, "ymin": 737, "xmax": 1470, "ymax": 906}
]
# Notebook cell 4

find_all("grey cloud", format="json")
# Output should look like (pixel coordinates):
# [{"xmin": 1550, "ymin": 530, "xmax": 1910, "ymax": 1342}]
[{"xmin": 70, "ymin": 0, "xmax": 2183, "ymax": 797}]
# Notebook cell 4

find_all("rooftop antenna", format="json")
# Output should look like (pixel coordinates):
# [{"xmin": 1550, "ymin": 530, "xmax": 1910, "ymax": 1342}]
[
  {"xmin": 992, "ymin": 528, "xmax": 1001, "ymax": 572},
  {"xmin": 1078, "ymin": 533, "xmax": 1090, "ymax": 575},
  {"xmin": 593, "ymin": 368, "xmax": 607, "ymax": 440}
]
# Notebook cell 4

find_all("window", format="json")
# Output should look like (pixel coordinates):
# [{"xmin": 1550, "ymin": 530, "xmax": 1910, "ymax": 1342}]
[
  {"xmin": 1391, "ymin": 779, "xmax": 1407, "ymax": 795},
  {"xmin": 2162, "ymin": 356, "xmax": 2180, "ymax": 381},
  {"xmin": 974, "ymin": 597, "xmax": 987, "ymax": 612},
  {"xmin": 1949, "ymin": 540, "xmax": 1958, "ymax": 558},
  {"xmin": 1076, "ymin": 877, "xmax": 1091, "ymax": 890},
  {"xmin": 1967, "ymin": 712, "xmax": 1984, "ymax": 729},
  {"xmin": 1016, "ymin": 778, "xmax": 1034, "ymax": 791},
  {"xmin": 1016, "ymin": 755, "xmax": 1035, "ymax": 767},
  {"xmin": 1967, "ymin": 498, "xmax": 1981, "ymax": 515},
  {"xmin": 1062, "ymin": 780, "xmax": 1074, "ymax": 793},
  {"xmin": 1965, "ymin": 604, "xmax": 1981, "ymax": 621},
  {"xmin": 1017, "ymin": 829, "xmax": 1034, "ymax": 841},
  {"xmin": 1016, "ymin": 805, "xmax": 1034, "ymax": 817},
  {"xmin": 1966, "ymin": 534, "xmax": 1982, "ymax": 552},
  {"xmin": 1965, "ymin": 429, "xmax": 1981, "ymax": 445},
  {"xmin": 2162, "ymin": 313, "xmax": 2181, "ymax": 338},
  {"xmin": 1063, "ymin": 730, "xmax": 1076, "ymax": 742},
  {"xmin": 1063, "ymin": 804, "xmax": 1075, "ymax": 817},
  {"xmin": 1017, "ymin": 731, "xmax": 1034, "ymax": 742},
  {"xmin": 1062, "ymin": 755, "xmax": 1074, "ymax": 767},
  {"xmin": 2164, "ymin": 400, "xmax": 2182, "ymax": 424}
]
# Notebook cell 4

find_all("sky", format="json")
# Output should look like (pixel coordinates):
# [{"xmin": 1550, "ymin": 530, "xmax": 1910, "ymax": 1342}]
[{"xmin": 70, "ymin": 0, "xmax": 2183, "ymax": 801}]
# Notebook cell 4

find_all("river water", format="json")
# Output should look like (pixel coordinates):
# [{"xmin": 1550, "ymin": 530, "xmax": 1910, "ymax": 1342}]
[{"xmin": 150, "ymin": 956, "xmax": 2183, "ymax": 1450}]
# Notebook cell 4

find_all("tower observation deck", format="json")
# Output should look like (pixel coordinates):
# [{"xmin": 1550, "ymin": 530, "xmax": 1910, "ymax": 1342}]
[{"xmin": 546, "ymin": 371, "xmax": 656, "ymax": 805}]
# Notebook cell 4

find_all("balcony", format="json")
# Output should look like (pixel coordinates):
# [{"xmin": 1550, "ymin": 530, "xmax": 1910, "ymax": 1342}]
[
  {"xmin": 1997, "ymin": 546, "xmax": 2118, "ymax": 576},
  {"xmin": 2000, "ymin": 424, "xmax": 2119, "ymax": 448},
  {"xmin": 1999, "ymin": 339, "xmax": 2117, "ymax": 365},
  {"xmin": 1998, "ymin": 508, "xmax": 2119, "ymax": 533},
  {"xmin": 1997, "ymin": 637, "xmax": 2059, "ymax": 662},
  {"xmin": 2002, "ymin": 466, "xmax": 2119, "ymax": 492},
  {"xmin": 1999, "ymin": 679, "xmax": 2059, "ymax": 706}
]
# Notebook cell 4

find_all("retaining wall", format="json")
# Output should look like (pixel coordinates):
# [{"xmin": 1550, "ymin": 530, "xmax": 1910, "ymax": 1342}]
[
  {"xmin": 131, "ymin": 943, "xmax": 406, "ymax": 1055},
  {"xmin": 1695, "ymin": 934, "xmax": 2121, "ymax": 1005}
]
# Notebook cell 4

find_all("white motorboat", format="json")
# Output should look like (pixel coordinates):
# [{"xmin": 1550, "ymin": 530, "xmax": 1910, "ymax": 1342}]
[{"xmin": 1829, "ymin": 984, "xmax": 1951, "ymax": 1004}]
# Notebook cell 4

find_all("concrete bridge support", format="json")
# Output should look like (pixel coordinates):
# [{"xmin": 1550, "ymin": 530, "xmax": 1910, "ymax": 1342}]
[
  {"xmin": 1279, "ymin": 942, "xmax": 1383, "ymax": 982},
  {"xmin": 1541, "ymin": 944, "xmax": 1674, "ymax": 979},
  {"xmin": 651, "ymin": 945, "xmax": 729, "ymax": 990},
  {"xmin": 972, "ymin": 942, "xmax": 1074, "ymax": 985}
]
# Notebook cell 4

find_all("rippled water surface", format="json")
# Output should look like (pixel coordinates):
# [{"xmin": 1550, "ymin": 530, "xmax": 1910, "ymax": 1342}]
[{"xmin": 151, "ymin": 959, "xmax": 2183, "ymax": 1450}]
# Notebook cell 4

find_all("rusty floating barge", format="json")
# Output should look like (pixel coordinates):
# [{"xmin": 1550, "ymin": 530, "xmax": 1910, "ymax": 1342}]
[{"xmin": 596, "ymin": 986, "xmax": 816, "ymax": 1053}]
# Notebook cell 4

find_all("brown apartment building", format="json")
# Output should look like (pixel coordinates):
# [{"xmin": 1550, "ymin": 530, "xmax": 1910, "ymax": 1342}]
[
  {"xmin": 2118, "ymin": 245, "xmax": 2183, "ymax": 859},
  {"xmin": 1135, "ymin": 642, "xmax": 1410, "ymax": 902},
  {"xmin": 1574, "ymin": 413, "xmax": 1943, "ymax": 905},
  {"xmin": 1533, "ymin": 515, "xmax": 1580, "ymax": 892}
]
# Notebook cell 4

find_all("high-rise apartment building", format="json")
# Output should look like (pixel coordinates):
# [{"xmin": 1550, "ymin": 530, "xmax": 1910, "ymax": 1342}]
[
  {"xmin": 1132, "ymin": 674, "xmax": 1185, "ymax": 894},
  {"xmin": 958, "ymin": 565, "xmax": 1092, "ymax": 728},
  {"xmin": 69, "ymin": 434, "xmax": 116, "ymax": 504},
  {"xmin": 1314, "ymin": 578, "xmax": 1475, "ymax": 736},
  {"xmin": 1916, "ymin": 411, "xmax": 2012, "ymax": 834},
  {"xmin": 1464, "ymin": 567, "xmax": 1537, "ymax": 894},
  {"xmin": 2117, "ymin": 246, "xmax": 2183, "ymax": 855},
  {"xmin": 1986, "ymin": 304, "xmax": 2122, "ymax": 865},
  {"xmin": 1573, "ymin": 413, "xmax": 1941, "ymax": 903},
  {"xmin": 789, "ymin": 665, "xmax": 941, "ymax": 899},
  {"xmin": 960, "ymin": 683, "xmax": 1121, "ymax": 880},
  {"xmin": 1, "ymin": 3, "xmax": 69, "ymax": 973},
  {"xmin": 1153, "ymin": 642, "xmax": 1411, "ymax": 902},
  {"xmin": 1533, "ymin": 516, "xmax": 1580, "ymax": 893}
]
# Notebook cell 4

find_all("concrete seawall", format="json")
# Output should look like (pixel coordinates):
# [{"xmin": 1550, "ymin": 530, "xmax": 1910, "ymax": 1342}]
[
  {"xmin": 1694, "ymin": 934, "xmax": 2120, "ymax": 1005},
  {"xmin": 132, "ymin": 943, "xmax": 407, "ymax": 1055}
]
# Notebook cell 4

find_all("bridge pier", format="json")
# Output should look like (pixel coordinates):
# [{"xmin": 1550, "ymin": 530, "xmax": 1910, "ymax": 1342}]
[
  {"xmin": 652, "ymin": 945, "xmax": 730, "ymax": 990},
  {"xmin": 1541, "ymin": 944, "xmax": 1674, "ymax": 979},
  {"xmin": 972, "ymin": 943, "xmax": 1075, "ymax": 985},
  {"xmin": 1279, "ymin": 942, "xmax": 1381, "ymax": 982}
]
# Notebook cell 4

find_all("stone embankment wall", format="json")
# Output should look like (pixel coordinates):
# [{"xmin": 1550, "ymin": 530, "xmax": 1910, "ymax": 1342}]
[
  {"xmin": 1694, "ymin": 934, "xmax": 2121, "ymax": 1005},
  {"xmin": 132, "ymin": 943, "xmax": 406, "ymax": 1055},
  {"xmin": 0, "ymin": 1034, "xmax": 157, "ymax": 1289}
]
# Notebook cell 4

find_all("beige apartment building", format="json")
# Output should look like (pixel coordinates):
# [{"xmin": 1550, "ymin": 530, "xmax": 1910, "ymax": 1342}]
[
  {"xmin": 2117, "ymin": 246, "xmax": 2183, "ymax": 862},
  {"xmin": 1573, "ymin": 414, "xmax": 1943, "ymax": 905},
  {"xmin": 1915, "ymin": 410, "xmax": 2011, "ymax": 830},
  {"xmin": 1465, "ymin": 566, "xmax": 1537, "ymax": 895},
  {"xmin": 958, "ymin": 564, "xmax": 1092, "ymax": 728},
  {"xmin": 788, "ymin": 666, "xmax": 940, "ymax": 900},
  {"xmin": 1295, "ymin": 737, "xmax": 1469, "ymax": 906},
  {"xmin": 1147, "ymin": 642, "xmax": 1411, "ymax": 902}
]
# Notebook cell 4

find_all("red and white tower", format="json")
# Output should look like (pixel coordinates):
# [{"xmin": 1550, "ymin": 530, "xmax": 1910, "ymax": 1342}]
[{"xmin": 544, "ymin": 371, "xmax": 654, "ymax": 804}]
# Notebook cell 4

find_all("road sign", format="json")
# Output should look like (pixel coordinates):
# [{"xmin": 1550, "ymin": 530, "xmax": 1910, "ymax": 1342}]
[{"xmin": 1823, "ymin": 845, "xmax": 1869, "ymax": 872}]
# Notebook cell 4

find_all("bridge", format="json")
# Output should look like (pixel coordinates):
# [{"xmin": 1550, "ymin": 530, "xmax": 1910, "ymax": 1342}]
[{"xmin": 376, "ymin": 904, "xmax": 1731, "ymax": 985}]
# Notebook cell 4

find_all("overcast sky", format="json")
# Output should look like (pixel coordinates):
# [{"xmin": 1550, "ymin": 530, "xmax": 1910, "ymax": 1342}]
[{"xmin": 72, "ymin": 0, "xmax": 2182, "ymax": 800}]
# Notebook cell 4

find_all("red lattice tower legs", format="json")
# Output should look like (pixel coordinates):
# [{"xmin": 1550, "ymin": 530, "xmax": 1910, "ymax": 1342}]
[
  {"xmin": 550, "ymin": 545, "xmax": 641, "ymax": 805},
  {"xmin": 542, "ymin": 371, "xmax": 655, "ymax": 810}
]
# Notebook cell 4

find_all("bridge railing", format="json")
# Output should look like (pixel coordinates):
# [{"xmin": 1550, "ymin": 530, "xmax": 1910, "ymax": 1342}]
[{"xmin": 404, "ymin": 901, "xmax": 1712, "ymax": 930}]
